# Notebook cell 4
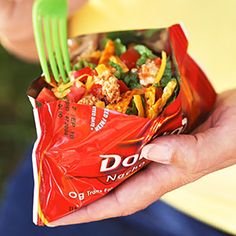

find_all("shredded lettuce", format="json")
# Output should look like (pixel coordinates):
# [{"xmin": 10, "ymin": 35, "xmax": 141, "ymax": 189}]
[
  {"xmin": 136, "ymin": 54, "xmax": 148, "ymax": 66},
  {"xmin": 109, "ymin": 61, "xmax": 141, "ymax": 89},
  {"xmin": 134, "ymin": 45, "xmax": 156, "ymax": 58},
  {"xmin": 126, "ymin": 99, "xmax": 138, "ymax": 115},
  {"xmin": 134, "ymin": 45, "xmax": 156, "ymax": 66},
  {"xmin": 114, "ymin": 38, "xmax": 126, "ymax": 56},
  {"xmin": 153, "ymin": 82, "xmax": 162, "ymax": 88},
  {"xmin": 74, "ymin": 60, "xmax": 96, "ymax": 70},
  {"xmin": 109, "ymin": 61, "xmax": 123, "ymax": 79},
  {"xmin": 123, "ymin": 71, "xmax": 141, "ymax": 89}
]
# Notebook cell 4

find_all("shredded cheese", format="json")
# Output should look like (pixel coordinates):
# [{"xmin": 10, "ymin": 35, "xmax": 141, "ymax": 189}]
[
  {"xmin": 86, "ymin": 76, "xmax": 94, "ymax": 90},
  {"xmin": 155, "ymin": 50, "xmax": 167, "ymax": 84},
  {"xmin": 133, "ymin": 95, "xmax": 145, "ymax": 117},
  {"xmin": 95, "ymin": 64, "xmax": 110, "ymax": 76}
]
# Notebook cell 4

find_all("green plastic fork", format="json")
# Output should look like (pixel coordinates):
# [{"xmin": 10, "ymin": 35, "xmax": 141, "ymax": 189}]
[{"xmin": 33, "ymin": 0, "xmax": 71, "ymax": 83}]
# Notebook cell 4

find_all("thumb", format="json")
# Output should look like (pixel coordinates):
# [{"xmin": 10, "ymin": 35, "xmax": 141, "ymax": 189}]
[
  {"xmin": 142, "ymin": 134, "xmax": 199, "ymax": 168},
  {"xmin": 141, "ymin": 127, "xmax": 227, "ymax": 174}
]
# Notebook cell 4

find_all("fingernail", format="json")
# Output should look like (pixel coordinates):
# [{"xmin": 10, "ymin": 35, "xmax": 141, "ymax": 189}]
[
  {"xmin": 46, "ymin": 223, "xmax": 56, "ymax": 227},
  {"xmin": 141, "ymin": 143, "xmax": 173, "ymax": 164}
]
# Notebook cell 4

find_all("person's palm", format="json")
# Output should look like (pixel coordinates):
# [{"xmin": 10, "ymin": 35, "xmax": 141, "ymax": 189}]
[{"xmin": 51, "ymin": 89, "xmax": 236, "ymax": 226}]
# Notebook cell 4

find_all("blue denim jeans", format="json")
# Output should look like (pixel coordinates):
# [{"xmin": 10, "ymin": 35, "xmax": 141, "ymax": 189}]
[{"xmin": 0, "ymin": 148, "xmax": 231, "ymax": 236}]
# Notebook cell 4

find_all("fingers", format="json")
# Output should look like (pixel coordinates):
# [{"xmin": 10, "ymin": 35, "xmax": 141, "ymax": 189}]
[
  {"xmin": 50, "ymin": 162, "xmax": 171, "ymax": 226},
  {"xmin": 51, "ymin": 90, "xmax": 236, "ymax": 227},
  {"xmin": 51, "ymin": 159, "xmax": 193, "ymax": 227},
  {"xmin": 50, "ymin": 124, "xmax": 220, "ymax": 226},
  {"xmin": 0, "ymin": 0, "xmax": 87, "ymax": 61},
  {"xmin": 50, "ymin": 191, "xmax": 123, "ymax": 226},
  {"xmin": 142, "ymin": 126, "xmax": 224, "ymax": 174},
  {"xmin": 142, "ymin": 119, "xmax": 236, "ymax": 176},
  {"xmin": 142, "ymin": 134, "xmax": 198, "ymax": 165},
  {"xmin": 0, "ymin": 0, "xmax": 34, "ymax": 41},
  {"xmin": 0, "ymin": 0, "xmax": 38, "ymax": 60}
]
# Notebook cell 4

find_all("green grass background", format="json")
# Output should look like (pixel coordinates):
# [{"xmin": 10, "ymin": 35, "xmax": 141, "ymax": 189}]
[{"xmin": 0, "ymin": 45, "xmax": 40, "ymax": 198}]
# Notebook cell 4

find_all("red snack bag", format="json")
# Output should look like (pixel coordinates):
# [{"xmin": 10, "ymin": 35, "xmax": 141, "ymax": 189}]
[{"xmin": 27, "ymin": 24, "xmax": 216, "ymax": 226}]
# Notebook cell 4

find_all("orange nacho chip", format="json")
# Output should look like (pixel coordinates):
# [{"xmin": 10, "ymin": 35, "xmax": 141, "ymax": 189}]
[
  {"xmin": 107, "ymin": 89, "xmax": 144, "ymax": 113},
  {"xmin": 148, "ymin": 79, "xmax": 177, "ymax": 119},
  {"xmin": 99, "ymin": 40, "xmax": 115, "ymax": 65}
]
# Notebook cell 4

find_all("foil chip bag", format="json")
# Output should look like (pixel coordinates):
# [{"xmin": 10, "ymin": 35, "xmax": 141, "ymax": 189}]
[{"xmin": 27, "ymin": 24, "xmax": 216, "ymax": 226}]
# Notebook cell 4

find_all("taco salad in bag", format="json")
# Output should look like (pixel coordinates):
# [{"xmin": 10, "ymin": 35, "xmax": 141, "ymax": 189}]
[{"xmin": 27, "ymin": 24, "xmax": 216, "ymax": 226}]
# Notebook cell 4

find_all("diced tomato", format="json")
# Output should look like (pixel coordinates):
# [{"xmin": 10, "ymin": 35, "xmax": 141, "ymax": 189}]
[
  {"xmin": 90, "ymin": 84, "xmax": 103, "ymax": 99},
  {"xmin": 154, "ymin": 57, "xmax": 162, "ymax": 66},
  {"xmin": 120, "ymin": 48, "xmax": 140, "ymax": 69},
  {"xmin": 155, "ymin": 87, "xmax": 163, "ymax": 100},
  {"xmin": 93, "ymin": 69, "xmax": 98, "ymax": 76},
  {"xmin": 37, "ymin": 87, "xmax": 57, "ymax": 103},
  {"xmin": 67, "ymin": 86, "xmax": 86, "ymax": 103},
  {"xmin": 117, "ymin": 80, "xmax": 129, "ymax": 93},
  {"xmin": 73, "ymin": 67, "xmax": 94, "ymax": 82}
]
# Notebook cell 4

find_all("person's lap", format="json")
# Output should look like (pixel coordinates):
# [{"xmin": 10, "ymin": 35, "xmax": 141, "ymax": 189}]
[{"xmin": 0, "ymin": 148, "xmax": 230, "ymax": 236}]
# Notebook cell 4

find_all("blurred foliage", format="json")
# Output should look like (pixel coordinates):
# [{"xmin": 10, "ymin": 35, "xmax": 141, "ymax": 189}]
[{"xmin": 0, "ymin": 45, "xmax": 41, "ymax": 197}]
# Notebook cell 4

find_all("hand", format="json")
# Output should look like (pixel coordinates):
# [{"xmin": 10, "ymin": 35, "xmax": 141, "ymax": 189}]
[
  {"xmin": 51, "ymin": 89, "xmax": 236, "ymax": 226},
  {"xmin": 0, "ymin": 0, "xmax": 87, "ymax": 61}
]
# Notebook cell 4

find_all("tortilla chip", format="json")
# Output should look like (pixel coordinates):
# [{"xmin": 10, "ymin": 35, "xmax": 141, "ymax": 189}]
[
  {"xmin": 133, "ymin": 95, "xmax": 145, "ymax": 117},
  {"xmin": 148, "ymin": 79, "xmax": 177, "ymax": 119},
  {"xmin": 86, "ymin": 76, "xmax": 94, "ymax": 90},
  {"xmin": 95, "ymin": 101, "xmax": 105, "ymax": 108},
  {"xmin": 99, "ymin": 40, "xmax": 115, "ymax": 65},
  {"xmin": 107, "ymin": 91, "xmax": 134, "ymax": 113},
  {"xmin": 145, "ymin": 86, "xmax": 156, "ymax": 107}
]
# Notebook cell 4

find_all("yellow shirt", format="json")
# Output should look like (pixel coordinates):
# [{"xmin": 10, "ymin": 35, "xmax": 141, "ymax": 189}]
[{"xmin": 69, "ymin": 0, "xmax": 236, "ymax": 234}]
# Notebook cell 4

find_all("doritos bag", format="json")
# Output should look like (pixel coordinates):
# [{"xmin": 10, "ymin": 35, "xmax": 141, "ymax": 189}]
[{"xmin": 27, "ymin": 24, "xmax": 216, "ymax": 226}]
